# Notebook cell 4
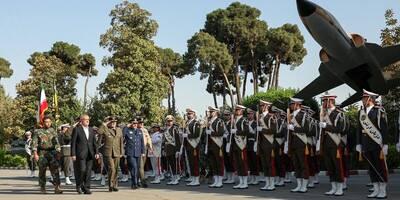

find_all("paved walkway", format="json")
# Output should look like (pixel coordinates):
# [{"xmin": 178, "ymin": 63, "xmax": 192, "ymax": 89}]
[{"xmin": 1, "ymin": 169, "xmax": 399, "ymax": 199}]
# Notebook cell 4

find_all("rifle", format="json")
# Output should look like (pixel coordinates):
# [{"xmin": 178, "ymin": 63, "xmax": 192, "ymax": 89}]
[
  {"xmin": 226, "ymin": 113, "xmax": 234, "ymax": 153},
  {"xmin": 179, "ymin": 113, "xmax": 186, "ymax": 156},
  {"xmin": 316, "ymin": 104, "xmax": 325, "ymax": 155},
  {"xmin": 204, "ymin": 111, "xmax": 209, "ymax": 155},
  {"xmin": 254, "ymin": 106, "xmax": 260, "ymax": 153},
  {"xmin": 283, "ymin": 108, "xmax": 291, "ymax": 155}
]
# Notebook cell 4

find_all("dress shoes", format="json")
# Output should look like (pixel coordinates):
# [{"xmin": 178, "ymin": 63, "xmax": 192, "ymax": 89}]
[
  {"xmin": 112, "ymin": 187, "xmax": 119, "ymax": 191},
  {"xmin": 76, "ymin": 187, "xmax": 82, "ymax": 194},
  {"xmin": 83, "ymin": 189, "xmax": 92, "ymax": 194}
]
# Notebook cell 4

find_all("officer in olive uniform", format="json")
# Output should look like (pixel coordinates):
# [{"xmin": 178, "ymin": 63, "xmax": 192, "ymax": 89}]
[
  {"xmin": 319, "ymin": 95, "xmax": 346, "ymax": 196},
  {"xmin": 257, "ymin": 100, "xmax": 278, "ymax": 191},
  {"xmin": 123, "ymin": 117, "xmax": 145, "ymax": 189},
  {"xmin": 222, "ymin": 110, "xmax": 235, "ymax": 184},
  {"xmin": 59, "ymin": 124, "xmax": 73, "ymax": 185},
  {"xmin": 163, "ymin": 115, "xmax": 181, "ymax": 185},
  {"xmin": 287, "ymin": 98, "xmax": 310, "ymax": 193},
  {"xmin": 356, "ymin": 89, "xmax": 388, "ymax": 199},
  {"xmin": 230, "ymin": 105, "xmax": 249, "ymax": 189},
  {"xmin": 32, "ymin": 116, "xmax": 63, "ymax": 194},
  {"xmin": 206, "ymin": 106, "xmax": 225, "ymax": 188},
  {"xmin": 181, "ymin": 108, "xmax": 201, "ymax": 186},
  {"xmin": 97, "ymin": 117, "xmax": 124, "ymax": 192},
  {"xmin": 246, "ymin": 108, "xmax": 259, "ymax": 185}
]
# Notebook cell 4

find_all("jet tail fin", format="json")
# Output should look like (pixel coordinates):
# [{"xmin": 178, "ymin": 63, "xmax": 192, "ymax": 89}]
[
  {"xmin": 340, "ymin": 91, "xmax": 362, "ymax": 108},
  {"xmin": 366, "ymin": 43, "xmax": 400, "ymax": 69}
]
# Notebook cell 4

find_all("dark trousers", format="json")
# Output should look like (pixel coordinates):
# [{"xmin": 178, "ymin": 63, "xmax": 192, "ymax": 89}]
[
  {"xmin": 233, "ymin": 149, "xmax": 248, "ymax": 176},
  {"xmin": 247, "ymin": 148, "xmax": 259, "ymax": 176},
  {"xmin": 127, "ymin": 156, "xmax": 141, "ymax": 186},
  {"xmin": 274, "ymin": 145, "xmax": 286, "ymax": 177},
  {"xmin": 208, "ymin": 148, "xmax": 224, "ymax": 176},
  {"xmin": 187, "ymin": 147, "xmax": 200, "ymax": 176},
  {"xmin": 363, "ymin": 150, "xmax": 388, "ymax": 183},
  {"xmin": 120, "ymin": 156, "xmax": 129, "ymax": 174},
  {"xmin": 26, "ymin": 155, "xmax": 36, "ymax": 171},
  {"xmin": 260, "ymin": 146, "xmax": 274, "ymax": 177},
  {"xmin": 75, "ymin": 157, "xmax": 94, "ymax": 190},
  {"xmin": 166, "ymin": 155, "xmax": 178, "ymax": 175},
  {"xmin": 223, "ymin": 143, "xmax": 234, "ymax": 173},
  {"xmin": 324, "ymin": 147, "xmax": 343, "ymax": 183},
  {"xmin": 104, "ymin": 156, "xmax": 120, "ymax": 188},
  {"xmin": 291, "ymin": 147, "xmax": 309, "ymax": 179}
]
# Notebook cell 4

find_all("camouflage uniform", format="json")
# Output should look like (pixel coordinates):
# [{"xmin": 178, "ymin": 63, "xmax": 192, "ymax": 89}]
[{"xmin": 32, "ymin": 127, "xmax": 61, "ymax": 189}]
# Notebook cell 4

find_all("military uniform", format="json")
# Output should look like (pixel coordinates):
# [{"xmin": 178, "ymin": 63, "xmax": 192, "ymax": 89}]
[
  {"xmin": 163, "ymin": 115, "xmax": 181, "ymax": 185},
  {"xmin": 97, "ymin": 121, "xmax": 124, "ymax": 191},
  {"xmin": 123, "ymin": 120, "xmax": 144, "ymax": 189},
  {"xmin": 231, "ymin": 105, "xmax": 249, "ymax": 189},
  {"xmin": 206, "ymin": 106, "xmax": 225, "ymax": 188},
  {"xmin": 273, "ymin": 110, "xmax": 287, "ymax": 186},
  {"xmin": 183, "ymin": 109, "xmax": 202, "ymax": 186},
  {"xmin": 139, "ymin": 121, "xmax": 152, "ymax": 188},
  {"xmin": 288, "ymin": 98, "xmax": 310, "ymax": 193},
  {"xmin": 246, "ymin": 110, "xmax": 259, "ymax": 185},
  {"xmin": 59, "ymin": 124, "xmax": 72, "ymax": 184},
  {"xmin": 258, "ymin": 101, "xmax": 278, "ymax": 191},
  {"xmin": 222, "ymin": 111, "xmax": 235, "ymax": 184},
  {"xmin": 32, "ymin": 126, "xmax": 62, "ymax": 194},
  {"xmin": 356, "ymin": 90, "xmax": 388, "ymax": 198}
]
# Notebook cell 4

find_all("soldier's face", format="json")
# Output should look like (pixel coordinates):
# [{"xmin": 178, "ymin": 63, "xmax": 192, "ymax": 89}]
[
  {"xmin": 166, "ymin": 120, "xmax": 173, "ymax": 126},
  {"xmin": 43, "ymin": 119, "xmax": 52, "ymax": 128},
  {"xmin": 247, "ymin": 113, "xmax": 254, "ymax": 120},
  {"xmin": 109, "ymin": 121, "xmax": 117, "ymax": 129},
  {"xmin": 234, "ymin": 109, "xmax": 242, "ymax": 116},
  {"xmin": 224, "ymin": 114, "xmax": 230, "ymax": 120},
  {"xmin": 187, "ymin": 113, "xmax": 194, "ymax": 119}
]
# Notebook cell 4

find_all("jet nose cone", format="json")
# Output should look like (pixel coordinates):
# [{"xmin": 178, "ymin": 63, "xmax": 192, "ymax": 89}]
[{"xmin": 297, "ymin": 0, "xmax": 316, "ymax": 17}]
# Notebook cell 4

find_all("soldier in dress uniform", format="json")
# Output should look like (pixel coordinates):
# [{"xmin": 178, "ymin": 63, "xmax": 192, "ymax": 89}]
[
  {"xmin": 149, "ymin": 123, "xmax": 163, "ymax": 184},
  {"xmin": 257, "ymin": 100, "xmax": 278, "ymax": 191},
  {"xmin": 356, "ymin": 89, "xmax": 388, "ymax": 199},
  {"xmin": 336, "ymin": 104, "xmax": 350, "ymax": 190},
  {"xmin": 97, "ymin": 117, "xmax": 124, "ymax": 192},
  {"xmin": 230, "ymin": 105, "xmax": 249, "ymax": 189},
  {"xmin": 181, "ymin": 108, "xmax": 202, "ymax": 186},
  {"xmin": 304, "ymin": 107, "xmax": 318, "ymax": 188},
  {"xmin": 287, "ymin": 98, "xmax": 310, "ymax": 193},
  {"xmin": 222, "ymin": 110, "xmax": 235, "ymax": 184},
  {"xmin": 59, "ymin": 124, "xmax": 73, "ymax": 185},
  {"xmin": 163, "ymin": 115, "xmax": 181, "ymax": 185},
  {"xmin": 138, "ymin": 117, "xmax": 152, "ymax": 188},
  {"xmin": 319, "ymin": 95, "xmax": 346, "ymax": 196},
  {"xmin": 274, "ymin": 108, "xmax": 287, "ymax": 187},
  {"xmin": 32, "ymin": 116, "xmax": 63, "ymax": 194},
  {"xmin": 206, "ymin": 106, "xmax": 225, "ymax": 188},
  {"xmin": 25, "ymin": 131, "xmax": 36, "ymax": 178},
  {"xmin": 123, "ymin": 117, "xmax": 145, "ymax": 189},
  {"xmin": 246, "ymin": 108, "xmax": 259, "ymax": 185}
]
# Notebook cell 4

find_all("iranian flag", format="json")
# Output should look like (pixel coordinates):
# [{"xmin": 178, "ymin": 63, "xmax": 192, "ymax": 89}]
[{"xmin": 37, "ymin": 85, "xmax": 48, "ymax": 127}]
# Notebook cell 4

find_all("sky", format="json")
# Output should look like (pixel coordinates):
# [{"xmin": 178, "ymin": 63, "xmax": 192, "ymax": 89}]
[{"xmin": 0, "ymin": 0, "xmax": 399, "ymax": 118}]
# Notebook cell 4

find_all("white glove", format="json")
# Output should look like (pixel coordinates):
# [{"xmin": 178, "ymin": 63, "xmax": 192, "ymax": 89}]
[
  {"xmin": 253, "ymin": 143, "xmax": 258, "ymax": 152},
  {"xmin": 231, "ymin": 129, "xmax": 237, "ymax": 134},
  {"xmin": 182, "ymin": 133, "xmax": 188, "ymax": 138},
  {"xmin": 288, "ymin": 124, "xmax": 295, "ymax": 131},
  {"xmin": 356, "ymin": 144, "xmax": 362, "ymax": 153},
  {"xmin": 382, "ymin": 144, "xmax": 388, "ymax": 156},
  {"xmin": 225, "ymin": 143, "xmax": 231, "ymax": 153},
  {"xmin": 257, "ymin": 127, "xmax": 263, "ymax": 132},
  {"xmin": 223, "ymin": 133, "xmax": 228, "ymax": 138},
  {"xmin": 319, "ymin": 122, "xmax": 326, "ymax": 129},
  {"xmin": 175, "ymin": 152, "xmax": 180, "ymax": 158},
  {"xmin": 396, "ymin": 143, "xmax": 400, "ymax": 152},
  {"xmin": 206, "ymin": 130, "xmax": 212, "ymax": 135}
]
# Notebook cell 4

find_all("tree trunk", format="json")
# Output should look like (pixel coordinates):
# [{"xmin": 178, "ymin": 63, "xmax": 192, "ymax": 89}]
[
  {"xmin": 252, "ymin": 55, "xmax": 258, "ymax": 94},
  {"xmin": 234, "ymin": 47, "xmax": 242, "ymax": 104},
  {"xmin": 242, "ymin": 67, "xmax": 248, "ymax": 99},
  {"xmin": 83, "ymin": 66, "xmax": 92, "ymax": 111},
  {"xmin": 210, "ymin": 72, "xmax": 218, "ymax": 108},
  {"xmin": 267, "ymin": 65, "xmax": 273, "ymax": 90},
  {"xmin": 167, "ymin": 76, "xmax": 172, "ymax": 115},
  {"xmin": 275, "ymin": 62, "xmax": 281, "ymax": 90},
  {"xmin": 223, "ymin": 73, "xmax": 235, "ymax": 108},
  {"xmin": 170, "ymin": 75, "xmax": 176, "ymax": 116},
  {"xmin": 273, "ymin": 55, "xmax": 280, "ymax": 90}
]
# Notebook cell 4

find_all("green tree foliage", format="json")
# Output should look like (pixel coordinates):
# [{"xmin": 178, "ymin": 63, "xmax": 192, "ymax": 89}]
[
  {"xmin": 158, "ymin": 47, "xmax": 193, "ymax": 115},
  {"xmin": 242, "ymin": 88, "xmax": 319, "ymax": 115},
  {"xmin": 14, "ymin": 42, "xmax": 87, "ymax": 130},
  {"xmin": 77, "ymin": 53, "xmax": 97, "ymax": 110},
  {"xmin": 267, "ymin": 24, "xmax": 307, "ymax": 90},
  {"xmin": 185, "ymin": 32, "xmax": 235, "ymax": 108},
  {"xmin": 0, "ymin": 85, "xmax": 23, "ymax": 148},
  {"xmin": 380, "ymin": 9, "xmax": 400, "ymax": 144},
  {"xmin": 0, "ymin": 57, "xmax": 13, "ymax": 82},
  {"xmin": 99, "ymin": 1, "xmax": 168, "ymax": 124}
]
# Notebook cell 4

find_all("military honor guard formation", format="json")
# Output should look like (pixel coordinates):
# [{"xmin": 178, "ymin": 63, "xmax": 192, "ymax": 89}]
[{"xmin": 25, "ymin": 88, "xmax": 396, "ymax": 199}]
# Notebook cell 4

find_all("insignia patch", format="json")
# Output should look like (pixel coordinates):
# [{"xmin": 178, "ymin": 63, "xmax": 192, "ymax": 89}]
[{"xmin": 361, "ymin": 115, "xmax": 366, "ymax": 121}]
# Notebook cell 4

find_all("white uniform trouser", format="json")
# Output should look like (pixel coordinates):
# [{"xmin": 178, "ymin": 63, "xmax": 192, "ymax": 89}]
[{"xmin": 150, "ymin": 157, "xmax": 161, "ymax": 176}]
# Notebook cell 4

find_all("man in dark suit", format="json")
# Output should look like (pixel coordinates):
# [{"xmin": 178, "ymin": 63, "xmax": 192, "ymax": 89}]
[{"xmin": 71, "ymin": 114, "xmax": 99, "ymax": 195}]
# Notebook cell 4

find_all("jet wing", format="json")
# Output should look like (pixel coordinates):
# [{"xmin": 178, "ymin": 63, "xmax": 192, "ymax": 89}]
[
  {"xmin": 340, "ymin": 91, "xmax": 362, "ymax": 108},
  {"xmin": 294, "ymin": 63, "xmax": 344, "ymax": 99},
  {"xmin": 366, "ymin": 43, "xmax": 400, "ymax": 69}
]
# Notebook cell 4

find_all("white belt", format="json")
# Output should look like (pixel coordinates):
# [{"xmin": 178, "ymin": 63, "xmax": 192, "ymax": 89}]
[{"xmin": 61, "ymin": 145, "xmax": 70, "ymax": 147}]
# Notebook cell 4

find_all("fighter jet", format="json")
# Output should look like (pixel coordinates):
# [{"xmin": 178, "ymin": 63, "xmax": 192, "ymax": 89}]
[{"xmin": 294, "ymin": 0, "xmax": 400, "ymax": 107}]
